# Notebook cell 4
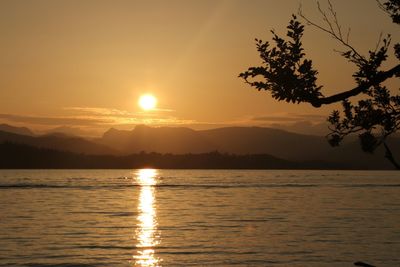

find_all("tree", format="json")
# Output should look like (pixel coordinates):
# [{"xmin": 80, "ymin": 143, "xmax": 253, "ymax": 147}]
[{"xmin": 239, "ymin": 0, "xmax": 400, "ymax": 169}]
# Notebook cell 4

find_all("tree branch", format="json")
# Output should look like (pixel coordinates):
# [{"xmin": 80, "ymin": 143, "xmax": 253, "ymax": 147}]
[{"xmin": 310, "ymin": 64, "xmax": 400, "ymax": 107}]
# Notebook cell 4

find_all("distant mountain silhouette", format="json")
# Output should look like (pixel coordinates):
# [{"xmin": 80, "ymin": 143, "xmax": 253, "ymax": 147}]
[
  {"xmin": 200, "ymin": 127, "xmax": 400, "ymax": 169},
  {"xmin": 0, "ymin": 124, "xmax": 399, "ymax": 169},
  {"xmin": 0, "ymin": 130, "xmax": 116, "ymax": 155},
  {"xmin": 101, "ymin": 125, "xmax": 216, "ymax": 154},
  {"xmin": 45, "ymin": 126, "xmax": 97, "ymax": 138},
  {"xmin": 99, "ymin": 125, "xmax": 400, "ymax": 169},
  {"xmin": 100, "ymin": 125, "xmax": 331, "ymax": 158},
  {"xmin": 0, "ymin": 142, "xmax": 345, "ymax": 169},
  {"xmin": 200, "ymin": 126, "xmax": 327, "ymax": 160},
  {"xmin": 0, "ymin": 124, "xmax": 34, "ymax": 136}
]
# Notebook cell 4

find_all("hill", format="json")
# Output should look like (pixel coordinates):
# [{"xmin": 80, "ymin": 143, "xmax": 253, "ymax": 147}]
[
  {"xmin": 0, "ymin": 130, "xmax": 116, "ymax": 155},
  {"xmin": 0, "ymin": 124, "xmax": 34, "ymax": 136},
  {"xmin": 0, "ymin": 142, "xmax": 343, "ymax": 169},
  {"xmin": 0, "ymin": 124, "xmax": 399, "ymax": 169},
  {"xmin": 98, "ymin": 125, "xmax": 399, "ymax": 169},
  {"xmin": 101, "ymin": 125, "xmax": 216, "ymax": 154}
]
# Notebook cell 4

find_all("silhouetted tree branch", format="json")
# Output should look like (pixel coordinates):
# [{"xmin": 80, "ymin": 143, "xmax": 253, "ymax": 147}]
[
  {"xmin": 240, "ymin": 1, "xmax": 400, "ymax": 169},
  {"xmin": 312, "ymin": 64, "xmax": 400, "ymax": 107}
]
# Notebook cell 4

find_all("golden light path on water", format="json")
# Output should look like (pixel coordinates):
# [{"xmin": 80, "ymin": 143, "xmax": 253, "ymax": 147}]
[{"xmin": 133, "ymin": 169, "xmax": 161, "ymax": 266}]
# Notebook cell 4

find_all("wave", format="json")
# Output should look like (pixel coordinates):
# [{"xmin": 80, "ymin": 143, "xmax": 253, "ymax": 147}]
[
  {"xmin": 21, "ymin": 264, "xmax": 103, "ymax": 267},
  {"xmin": 0, "ymin": 183, "xmax": 319, "ymax": 190},
  {"xmin": 1, "ymin": 182, "xmax": 399, "ymax": 190}
]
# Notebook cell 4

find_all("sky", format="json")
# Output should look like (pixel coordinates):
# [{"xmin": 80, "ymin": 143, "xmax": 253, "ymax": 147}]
[{"xmin": 0, "ymin": 0, "xmax": 398, "ymax": 136}]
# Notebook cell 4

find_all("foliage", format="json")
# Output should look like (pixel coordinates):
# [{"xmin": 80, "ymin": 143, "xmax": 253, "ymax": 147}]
[
  {"xmin": 379, "ymin": 0, "xmax": 400, "ymax": 24},
  {"xmin": 240, "ymin": 1, "xmax": 400, "ymax": 168},
  {"xmin": 239, "ymin": 16, "xmax": 323, "ymax": 104}
]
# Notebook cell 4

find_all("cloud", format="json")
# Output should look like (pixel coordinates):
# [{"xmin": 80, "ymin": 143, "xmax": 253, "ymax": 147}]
[
  {"xmin": 0, "ymin": 107, "xmax": 201, "ymax": 137},
  {"xmin": 64, "ymin": 106, "xmax": 195, "ymax": 125},
  {"xmin": 0, "ymin": 108, "xmax": 331, "ymax": 137},
  {"xmin": 0, "ymin": 113, "xmax": 110, "ymax": 126},
  {"xmin": 64, "ymin": 107, "xmax": 135, "ymax": 117},
  {"xmin": 252, "ymin": 113, "xmax": 326, "ymax": 123},
  {"xmin": 65, "ymin": 106, "xmax": 174, "ymax": 118},
  {"xmin": 253, "ymin": 116, "xmax": 305, "ymax": 122},
  {"xmin": 0, "ymin": 106, "xmax": 196, "ymax": 127}
]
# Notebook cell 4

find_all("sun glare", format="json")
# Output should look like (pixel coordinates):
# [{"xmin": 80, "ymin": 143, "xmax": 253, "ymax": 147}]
[
  {"xmin": 139, "ymin": 94, "xmax": 157, "ymax": 111},
  {"xmin": 134, "ymin": 169, "xmax": 161, "ymax": 266}
]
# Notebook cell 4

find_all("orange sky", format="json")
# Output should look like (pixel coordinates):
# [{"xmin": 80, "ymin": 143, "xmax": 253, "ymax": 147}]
[{"xmin": 0, "ymin": 0, "xmax": 398, "ymax": 136}]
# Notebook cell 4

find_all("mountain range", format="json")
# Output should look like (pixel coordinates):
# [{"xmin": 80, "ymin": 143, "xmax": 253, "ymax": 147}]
[
  {"xmin": 0, "ymin": 123, "xmax": 398, "ymax": 169},
  {"xmin": 0, "ymin": 128, "xmax": 115, "ymax": 155},
  {"xmin": 0, "ymin": 124, "xmax": 34, "ymax": 136}
]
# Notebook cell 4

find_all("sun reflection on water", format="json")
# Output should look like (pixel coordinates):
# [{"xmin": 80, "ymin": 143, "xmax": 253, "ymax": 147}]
[{"xmin": 133, "ymin": 169, "xmax": 161, "ymax": 266}]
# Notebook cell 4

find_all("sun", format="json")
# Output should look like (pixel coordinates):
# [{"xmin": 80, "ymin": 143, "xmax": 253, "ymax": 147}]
[{"xmin": 138, "ymin": 94, "xmax": 157, "ymax": 111}]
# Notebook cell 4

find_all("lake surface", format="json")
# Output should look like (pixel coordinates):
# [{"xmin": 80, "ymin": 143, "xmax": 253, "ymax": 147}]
[{"xmin": 0, "ymin": 170, "xmax": 399, "ymax": 267}]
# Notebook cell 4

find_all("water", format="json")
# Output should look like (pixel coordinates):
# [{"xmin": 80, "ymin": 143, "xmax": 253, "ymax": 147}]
[{"xmin": 0, "ymin": 170, "xmax": 399, "ymax": 267}]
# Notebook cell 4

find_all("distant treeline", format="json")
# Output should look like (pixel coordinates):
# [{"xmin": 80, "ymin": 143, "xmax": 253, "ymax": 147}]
[{"xmin": 0, "ymin": 142, "xmax": 345, "ymax": 169}]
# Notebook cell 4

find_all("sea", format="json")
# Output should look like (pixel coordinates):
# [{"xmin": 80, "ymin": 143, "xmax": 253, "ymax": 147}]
[{"xmin": 0, "ymin": 169, "xmax": 399, "ymax": 267}]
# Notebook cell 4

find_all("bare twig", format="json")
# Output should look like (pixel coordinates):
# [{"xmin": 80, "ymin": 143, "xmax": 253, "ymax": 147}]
[
  {"xmin": 327, "ymin": 0, "xmax": 343, "ymax": 39},
  {"xmin": 374, "ymin": 32, "xmax": 384, "ymax": 53},
  {"xmin": 346, "ymin": 27, "xmax": 351, "ymax": 44},
  {"xmin": 298, "ymin": 1, "xmax": 367, "ymax": 64}
]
